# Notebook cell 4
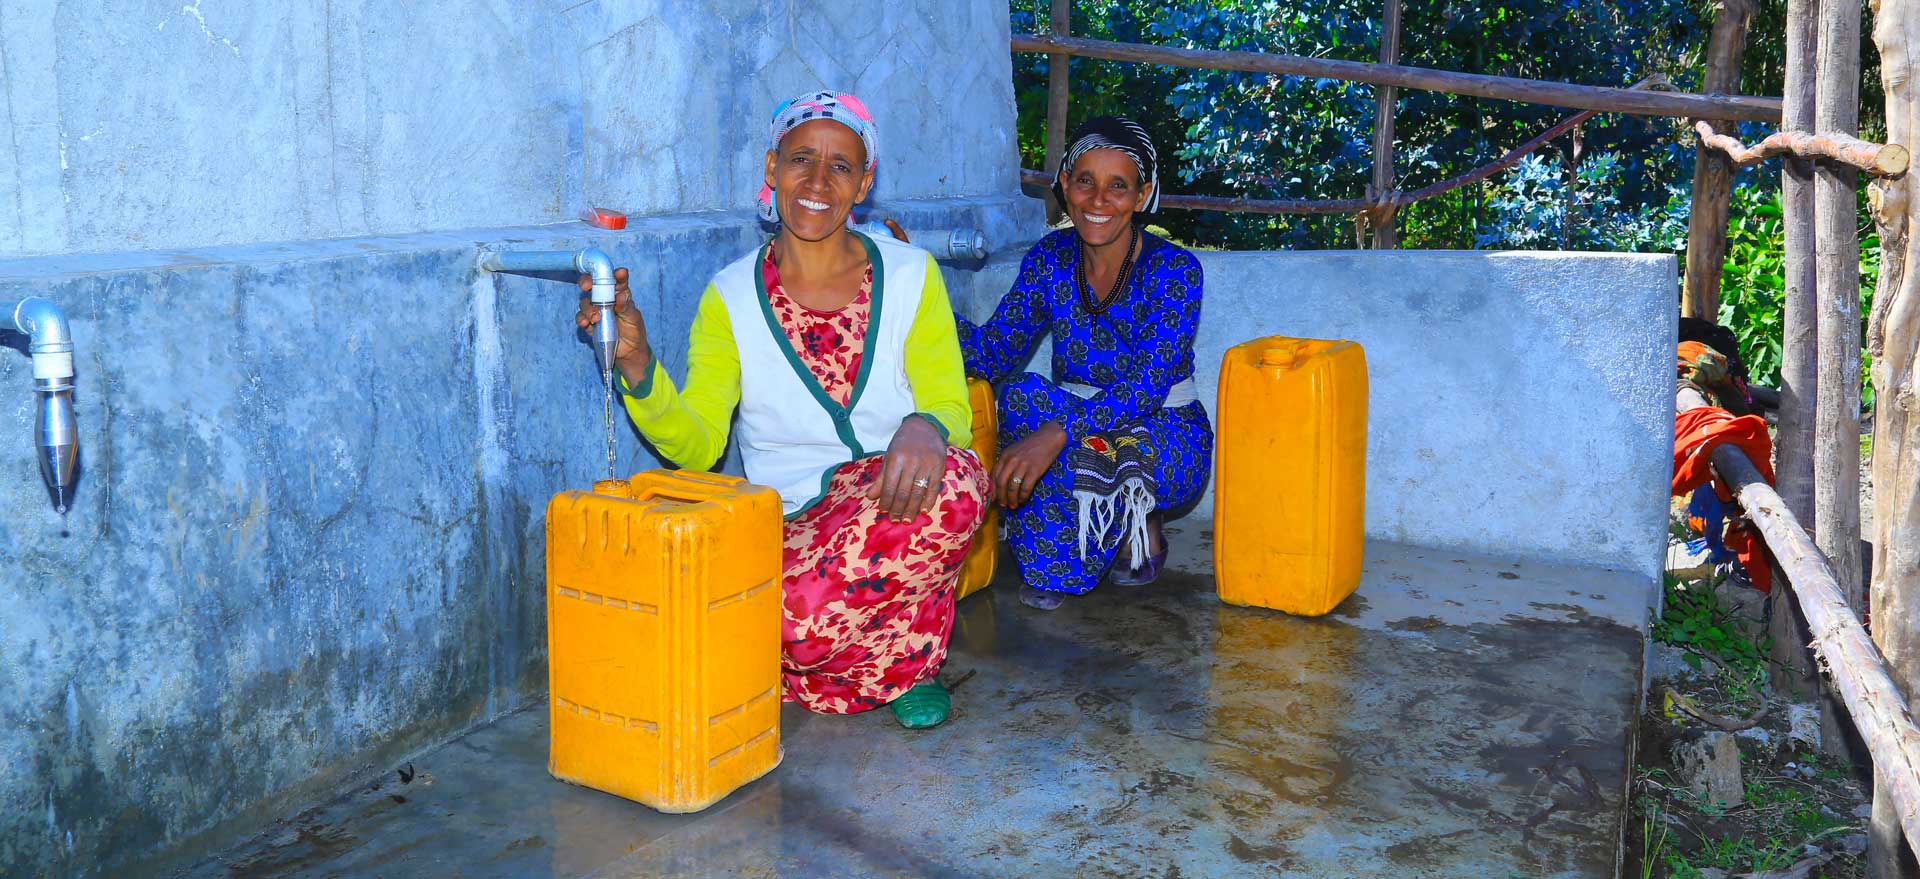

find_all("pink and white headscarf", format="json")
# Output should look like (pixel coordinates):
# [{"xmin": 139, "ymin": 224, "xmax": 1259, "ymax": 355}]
[{"xmin": 757, "ymin": 90, "xmax": 879, "ymax": 223}]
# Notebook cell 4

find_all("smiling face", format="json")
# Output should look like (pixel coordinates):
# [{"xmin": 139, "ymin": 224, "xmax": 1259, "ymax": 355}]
[
  {"xmin": 1060, "ymin": 148, "xmax": 1151, "ymax": 248},
  {"xmin": 763, "ymin": 119, "xmax": 874, "ymax": 242}
]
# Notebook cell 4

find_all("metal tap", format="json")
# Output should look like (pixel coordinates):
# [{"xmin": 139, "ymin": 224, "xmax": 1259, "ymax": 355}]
[
  {"xmin": 852, "ymin": 222, "xmax": 990, "ymax": 261},
  {"xmin": 1, "ymin": 298, "xmax": 78, "ymax": 513},
  {"xmin": 476, "ymin": 247, "xmax": 623, "ymax": 480},
  {"xmin": 477, "ymin": 247, "xmax": 619, "ymax": 372}
]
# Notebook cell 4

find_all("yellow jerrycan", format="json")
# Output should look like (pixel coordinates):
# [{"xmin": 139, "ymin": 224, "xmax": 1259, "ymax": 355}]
[
  {"xmin": 544, "ymin": 470, "xmax": 783, "ymax": 813},
  {"xmin": 955, "ymin": 377, "xmax": 998, "ymax": 600},
  {"xmin": 1214, "ymin": 337, "xmax": 1368, "ymax": 616}
]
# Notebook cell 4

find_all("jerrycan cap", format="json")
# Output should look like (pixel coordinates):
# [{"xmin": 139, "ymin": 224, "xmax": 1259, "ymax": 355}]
[
  {"xmin": 1260, "ymin": 341, "xmax": 1312, "ymax": 369},
  {"xmin": 592, "ymin": 479, "xmax": 634, "ymax": 498}
]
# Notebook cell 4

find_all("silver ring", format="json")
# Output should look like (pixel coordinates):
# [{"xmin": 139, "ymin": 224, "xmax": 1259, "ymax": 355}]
[
  {"xmin": 1011, "ymin": 476, "xmax": 1024, "ymax": 485},
  {"xmin": 913, "ymin": 478, "xmax": 931, "ymax": 489}
]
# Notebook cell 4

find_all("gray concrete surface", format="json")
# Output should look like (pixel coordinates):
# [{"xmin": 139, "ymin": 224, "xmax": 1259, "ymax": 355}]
[
  {"xmin": 177, "ymin": 540, "xmax": 1648, "ymax": 879},
  {"xmin": 0, "ymin": 198, "xmax": 1035, "ymax": 879},
  {"xmin": 0, "ymin": 0, "xmax": 1022, "ymax": 259},
  {"xmin": 0, "ymin": 3, "xmax": 1674, "ymax": 877},
  {"xmin": 959, "ymin": 249, "xmax": 1677, "ymax": 581},
  {"xmin": 0, "ymin": 225, "xmax": 1674, "ymax": 878}
]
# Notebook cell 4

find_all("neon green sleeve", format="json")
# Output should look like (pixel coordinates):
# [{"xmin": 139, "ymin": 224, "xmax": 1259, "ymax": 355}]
[
  {"xmin": 904, "ymin": 255, "xmax": 974, "ymax": 448},
  {"xmin": 615, "ymin": 285, "xmax": 739, "ymax": 471}
]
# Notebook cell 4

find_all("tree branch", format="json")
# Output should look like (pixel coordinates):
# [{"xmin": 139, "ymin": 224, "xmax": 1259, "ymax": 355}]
[{"xmin": 1694, "ymin": 120, "xmax": 1911, "ymax": 176}]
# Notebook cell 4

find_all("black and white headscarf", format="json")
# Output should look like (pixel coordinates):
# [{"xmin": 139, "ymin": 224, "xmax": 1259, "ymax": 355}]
[{"xmin": 1051, "ymin": 115, "xmax": 1162, "ymax": 216}]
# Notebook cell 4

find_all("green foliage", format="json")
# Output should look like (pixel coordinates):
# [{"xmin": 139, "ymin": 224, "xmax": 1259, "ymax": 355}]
[
  {"xmin": 1653, "ymin": 574, "xmax": 1769, "ymax": 687},
  {"xmin": 1012, "ymin": 1, "xmax": 1890, "ymax": 414},
  {"xmin": 1720, "ymin": 184, "xmax": 1787, "ymax": 386},
  {"xmin": 1008, "ymin": 0, "xmax": 1886, "ymax": 253},
  {"xmin": 1472, "ymin": 153, "xmax": 1688, "ymax": 251},
  {"xmin": 1664, "ymin": 835, "xmax": 1801, "ymax": 876},
  {"xmin": 1010, "ymin": 0, "xmax": 1715, "ymax": 250},
  {"xmin": 1635, "ymin": 719, "xmax": 1865, "ymax": 878},
  {"xmin": 1650, "ymin": 779, "xmax": 1852, "ymax": 875},
  {"xmin": 1717, "ymin": 181, "xmax": 1880, "ymax": 407},
  {"xmin": 1640, "ymin": 801, "xmax": 1671, "ymax": 879}
]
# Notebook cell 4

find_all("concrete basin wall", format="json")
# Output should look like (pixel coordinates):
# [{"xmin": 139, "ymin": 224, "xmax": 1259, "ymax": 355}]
[
  {"xmin": 957, "ymin": 249, "xmax": 1677, "ymax": 582},
  {"xmin": 1, "ymin": 0, "xmax": 1032, "ymax": 872},
  {"xmin": 0, "ymin": 216, "xmax": 1673, "ymax": 878}
]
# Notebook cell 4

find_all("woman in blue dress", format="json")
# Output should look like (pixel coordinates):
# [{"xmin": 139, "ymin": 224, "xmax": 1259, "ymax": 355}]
[{"xmin": 958, "ymin": 116, "xmax": 1213, "ymax": 610}]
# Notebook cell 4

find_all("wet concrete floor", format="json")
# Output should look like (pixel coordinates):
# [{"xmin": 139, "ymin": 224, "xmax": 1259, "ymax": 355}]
[{"xmin": 177, "ymin": 539, "xmax": 1650, "ymax": 879}]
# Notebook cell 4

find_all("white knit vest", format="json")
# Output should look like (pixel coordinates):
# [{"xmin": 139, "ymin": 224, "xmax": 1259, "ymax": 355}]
[{"xmin": 711, "ymin": 231, "xmax": 929, "ymax": 517}]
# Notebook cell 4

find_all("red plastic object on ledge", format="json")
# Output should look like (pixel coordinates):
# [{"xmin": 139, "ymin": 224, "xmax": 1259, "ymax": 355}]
[{"xmin": 580, "ymin": 207, "xmax": 627, "ymax": 230}]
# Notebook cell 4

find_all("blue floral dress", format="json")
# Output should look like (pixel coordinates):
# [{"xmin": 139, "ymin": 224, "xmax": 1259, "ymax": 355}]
[{"xmin": 957, "ymin": 229, "xmax": 1213, "ymax": 595}]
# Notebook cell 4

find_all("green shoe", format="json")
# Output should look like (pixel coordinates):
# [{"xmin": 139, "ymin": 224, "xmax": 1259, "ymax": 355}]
[{"xmin": 890, "ymin": 679, "xmax": 951, "ymax": 730}]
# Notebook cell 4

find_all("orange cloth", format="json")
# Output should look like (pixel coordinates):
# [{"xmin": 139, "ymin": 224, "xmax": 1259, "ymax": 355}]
[
  {"xmin": 1674, "ymin": 405, "xmax": 1777, "ymax": 594},
  {"xmin": 1677, "ymin": 340, "xmax": 1720, "ymax": 375},
  {"xmin": 1673, "ymin": 406, "xmax": 1774, "ymax": 500},
  {"xmin": 1725, "ymin": 520, "xmax": 1773, "ymax": 595}
]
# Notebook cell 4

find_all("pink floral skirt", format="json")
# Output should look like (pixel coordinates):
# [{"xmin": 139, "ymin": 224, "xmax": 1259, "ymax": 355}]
[{"xmin": 779, "ymin": 447, "xmax": 989, "ymax": 714}]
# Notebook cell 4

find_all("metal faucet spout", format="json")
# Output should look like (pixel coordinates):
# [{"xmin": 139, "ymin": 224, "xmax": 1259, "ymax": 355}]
[
  {"xmin": 38, "ymin": 391, "xmax": 76, "ymax": 511},
  {"xmin": 477, "ymin": 247, "xmax": 621, "ymax": 372},
  {"xmin": 1, "ymin": 297, "xmax": 79, "ymax": 512}
]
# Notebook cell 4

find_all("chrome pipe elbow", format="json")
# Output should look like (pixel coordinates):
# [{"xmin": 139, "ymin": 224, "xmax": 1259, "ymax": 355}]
[{"xmin": 3, "ymin": 297, "xmax": 79, "ymax": 512}]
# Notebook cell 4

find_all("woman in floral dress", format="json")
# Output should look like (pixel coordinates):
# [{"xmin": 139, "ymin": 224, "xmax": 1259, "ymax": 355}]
[{"xmin": 577, "ymin": 91, "xmax": 986, "ymax": 728}]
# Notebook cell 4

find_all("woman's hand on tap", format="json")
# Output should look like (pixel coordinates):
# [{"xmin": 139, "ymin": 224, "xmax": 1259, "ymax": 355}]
[{"xmin": 575, "ymin": 267, "xmax": 652, "ymax": 387}]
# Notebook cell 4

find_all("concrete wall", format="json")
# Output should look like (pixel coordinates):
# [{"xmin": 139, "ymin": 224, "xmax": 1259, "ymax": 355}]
[
  {"xmin": 0, "ymin": 0, "xmax": 1036, "ymax": 873},
  {"xmin": 959, "ymin": 250, "xmax": 1676, "ymax": 581},
  {"xmin": 0, "ymin": 5, "xmax": 1675, "ymax": 874},
  {"xmin": 0, "ymin": 0, "xmax": 1021, "ymax": 259},
  {"xmin": 0, "ymin": 195, "xmax": 1036, "ymax": 879}
]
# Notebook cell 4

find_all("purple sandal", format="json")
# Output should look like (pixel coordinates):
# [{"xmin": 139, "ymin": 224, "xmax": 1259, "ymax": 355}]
[{"xmin": 1107, "ymin": 545, "xmax": 1167, "ymax": 586}]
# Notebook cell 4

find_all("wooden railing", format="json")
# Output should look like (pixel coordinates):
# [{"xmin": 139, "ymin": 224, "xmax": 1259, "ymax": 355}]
[
  {"xmin": 1013, "ymin": 31, "xmax": 1781, "ymax": 223},
  {"xmin": 1014, "ymin": 33, "xmax": 1782, "ymax": 121},
  {"xmin": 1020, "ymin": 76, "xmax": 1671, "ymax": 221},
  {"xmin": 1679, "ymin": 390, "xmax": 1920, "ymax": 851}
]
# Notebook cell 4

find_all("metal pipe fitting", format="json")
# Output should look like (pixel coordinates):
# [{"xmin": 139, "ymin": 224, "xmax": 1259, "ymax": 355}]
[
  {"xmin": 1, "ymin": 297, "xmax": 78, "ymax": 513},
  {"xmin": 853, "ymin": 223, "xmax": 990, "ymax": 261},
  {"xmin": 477, "ymin": 247, "xmax": 620, "ymax": 373}
]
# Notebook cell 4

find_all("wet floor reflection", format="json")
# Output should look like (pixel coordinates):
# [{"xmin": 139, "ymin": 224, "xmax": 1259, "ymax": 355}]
[
  {"xmin": 1199, "ymin": 599, "xmax": 1358, "ymax": 864},
  {"xmin": 184, "ymin": 556, "xmax": 1642, "ymax": 879}
]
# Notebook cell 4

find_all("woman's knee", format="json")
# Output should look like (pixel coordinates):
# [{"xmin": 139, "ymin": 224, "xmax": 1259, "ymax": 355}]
[
  {"xmin": 996, "ymin": 372, "xmax": 1070, "ymax": 436},
  {"xmin": 930, "ymin": 448, "xmax": 990, "ymax": 532}
]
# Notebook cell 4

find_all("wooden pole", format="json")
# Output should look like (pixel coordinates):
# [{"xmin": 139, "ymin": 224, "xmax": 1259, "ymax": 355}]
[
  {"xmin": 1869, "ymin": 0, "xmax": 1920, "ymax": 872},
  {"xmin": 1812, "ymin": 0, "xmax": 1871, "ymax": 793},
  {"xmin": 1764, "ymin": 0, "xmax": 1840, "ymax": 815},
  {"xmin": 1678, "ymin": 390, "xmax": 1920, "ymax": 858},
  {"xmin": 1813, "ymin": 0, "xmax": 1864, "ymax": 617},
  {"xmin": 1368, "ymin": 0, "xmax": 1403, "ymax": 249},
  {"xmin": 1043, "ymin": 0, "xmax": 1071, "ymax": 224},
  {"xmin": 1012, "ymin": 33, "xmax": 1784, "ymax": 122},
  {"xmin": 1695, "ymin": 122, "xmax": 1912, "ymax": 175},
  {"xmin": 1777, "ymin": 0, "xmax": 1819, "ymax": 580},
  {"xmin": 1683, "ymin": 0, "xmax": 1758, "ymax": 321}
]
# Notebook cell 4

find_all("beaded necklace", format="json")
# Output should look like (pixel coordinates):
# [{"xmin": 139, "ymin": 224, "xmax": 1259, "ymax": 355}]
[{"xmin": 1076, "ymin": 227, "xmax": 1139, "ymax": 316}]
